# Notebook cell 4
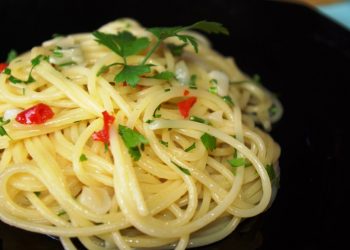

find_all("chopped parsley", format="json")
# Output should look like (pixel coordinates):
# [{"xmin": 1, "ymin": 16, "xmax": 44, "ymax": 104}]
[
  {"xmin": 171, "ymin": 161, "xmax": 191, "ymax": 175},
  {"xmin": 265, "ymin": 164, "xmax": 276, "ymax": 181},
  {"xmin": 0, "ymin": 117, "xmax": 11, "ymax": 138},
  {"xmin": 200, "ymin": 133, "xmax": 216, "ymax": 151},
  {"xmin": 118, "ymin": 125, "xmax": 149, "ymax": 161},
  {"xmin": 228, "ymin": 156, "xmax": 251, "ymax": 175},
  {"xmin": 151, "ymin": 71, "xmax": 175, "ymax": 80},
  {"xmin": 153, "ymin": 104, "xmax": 161, "ymax": 118},
  {"xmin": 6, "ymin": 55, "xmax": 49, "ymax": 84},
  {"xmin": 160, "ymin": 140, "xmax": 168, "ymax": 147},
  {"xmin": 189, "ymin": 74, "xmax": 197, "ymax": 89},
  {"xmin": 189, "ymin": 115, "xmax": 210, "ymax": 125},
  {"xmin": 6, "ymin": 49, "xmax": 17, "ymax": 63},
  {"xmin": 58, "ymin": 61, "xmax": 77, "ymax": 67},
  {"xmin": 184, "ymin": 143, "xmax": 196, "ymax": 152},
  {"xmin": 269, "ymin": 104, "xmax": 277, "ymax": 116},
  {"xmin": 57, "ymin": 210, "xmax": 66, "ymax": 216},
  {"xmin": 34, "ymin": 191, "xmax": 41, "ymax": 197},
  {"xmin": 222, "ymin": 96, "xmax": 234, "ymax": 106},
  {"xmin": 79, "ymin": 154, "xmax": 88, "ymax": 162}
]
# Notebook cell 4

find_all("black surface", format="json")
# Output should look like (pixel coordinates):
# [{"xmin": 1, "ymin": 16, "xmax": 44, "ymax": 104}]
[{"xmin": 1, "ymin": 0, "xmax": 349, "ymax": 249}]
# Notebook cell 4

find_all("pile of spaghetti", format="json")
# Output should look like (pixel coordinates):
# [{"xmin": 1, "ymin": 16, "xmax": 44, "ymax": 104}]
[{"xmin": 0, "ymin": 19, "xmax": 282, "ymax": 249}]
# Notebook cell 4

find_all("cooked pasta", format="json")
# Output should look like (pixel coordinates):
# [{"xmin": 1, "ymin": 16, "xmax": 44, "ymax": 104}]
[{"xmin": 0, "ymin": 18, "xmax": 282, "ymax": 249}]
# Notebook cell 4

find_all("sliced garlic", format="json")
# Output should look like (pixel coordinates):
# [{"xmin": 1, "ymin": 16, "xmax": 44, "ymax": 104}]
[
  {"xmin": 207, "ymin": 110, "xmax": 224, "ymax": 123},
  {"xmin": 208, "ymin": 70, "xmax": 229, "ymax": 96},
  {"xmin": 175, "ymin": 60, "xmax": 190, "ymax": 85},
  {"xmin": 78, "ymin": 186, "xmax": 112, "ymax": 215},
  {"xmin": 43, "ymin": 36, "xmax": 75, "ymax": 48},
  {"xmin": 3, "ymin": 108, "xmax": 23, "ymax": 121},
  {"xmin": 49, "ymin": 46, "xmax": 84, "ymax": 66}
]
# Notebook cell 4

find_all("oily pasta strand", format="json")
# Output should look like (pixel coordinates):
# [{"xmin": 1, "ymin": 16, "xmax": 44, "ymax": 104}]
[{"xmin": 0, "ymin": 18, "xmax": 281, "ymax": 249}]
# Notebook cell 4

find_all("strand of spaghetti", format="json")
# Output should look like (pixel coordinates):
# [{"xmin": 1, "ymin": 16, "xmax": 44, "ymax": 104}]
[
  {"xmin": 148, "ymin": 119, "xmax": 272, "ymax": 216},
  {"xmin": 35, "ymin": 62, "xmax": 103, "ymax": 116}
]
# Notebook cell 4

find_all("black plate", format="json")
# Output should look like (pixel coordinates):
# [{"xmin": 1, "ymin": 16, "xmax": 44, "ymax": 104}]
[{"xmin": 1, "ymin": 1, "xmax": 349, "ymax": 249}]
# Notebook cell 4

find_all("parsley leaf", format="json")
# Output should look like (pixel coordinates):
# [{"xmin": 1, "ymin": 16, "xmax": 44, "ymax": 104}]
[
  {"xmin": 187, "ymin": 21, "xmax": 229, "ymax": 35},
  {"xmin": 128, "ymin": 146, "xmax": 141, "ymax": 161},
  {"xmin": 96, "ymin": 62, "xmax": 119, "ymax": 76},
  {"xmin": 119, "ymin": 125, "xmax": 148, "ymax": 148},
  {"xmin": 34, "ymin": 191, "xmax": 41, "ymax": 197},
  {"xmin": 171, "ymin": 161, "xmax": 191, "ymax": 175},
  {"xmin": 200, "ymin": 133, "xmax": 216, "ymax": 151},
  {"xmin": 166, "ymin": 43, "xmax": 187, "ymax": 56},
  {"xmin": 148, "ymin": 21, "xmax": 228, "ymax": 54},
  {"xmin": 115, "ymin": 64, "xmax": 152, "ymax": 87},
  {"xmin": 119, "ymin": 125, "xmax": 149, "ymax": 161},
  {"xmin": 176, "ymin": 34, "xmax": 199, "ymax": 53},
  {"xmin": 148, "ymin": 26, "xmax": 183, "ymax": 40},
  {"xmin": 6, "ymin": 49, "xmax": 17, "ymax": 63},
  {"xmin": 93, "ymin": 31, "xmax": 150, "ymax": 60}
]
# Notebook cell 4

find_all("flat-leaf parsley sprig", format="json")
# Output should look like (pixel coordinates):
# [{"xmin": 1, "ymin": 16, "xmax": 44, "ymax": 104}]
[{"xmin": 92, "ymin": 21, "xmax": 228, "ymax": 87}]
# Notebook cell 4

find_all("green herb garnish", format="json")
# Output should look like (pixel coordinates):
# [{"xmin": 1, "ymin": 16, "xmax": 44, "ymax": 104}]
[
  {"xmin": 57, "ymin": 210, "xmax": 66, "ymax": 216},
  {"xmin": 9, "ymin": 55, "xmax": 48, "ymax": 84},
  {"xmin": 166, "ymin": 43, "xmax": 187, "ymax": 56},
  {"xmin": 189, "ymin": 115, "xmax": 210, "ymax": 125},
  {"xmin": 0, "ymin": 117, "xmax": 11, "ymax": 138},
  {"xmin": 6, "ymin": 49, "xmax": 17, "ymax": 63},
  {"xmin": 151, "ymin": 71, "xmax": 175, "ymax": 80},
  {"xmin": 200, "ymin": 133, "xmax": 216, "ymax": 151},
  {"xmin": 265, "ymin": 164, "xmax": 276, "ymax": 181},
  {"xmin": 145, "ymin": 119, "xmax": 154, "ymax": 124},
  {"xmin": 153, "ymin": 104, "xmax": 161, "ymax": 118},
  {"xmin": 58, "ymin": 61, "xmax": 77, "ymax": 67},
  {"xmin": 222, "ymin": 96, "xmax": 234, "ymax": 106},
  {"xmin": 171, "ymin": 161, "xmax": 191, "ymax": 175},
  {"xmin": 160, "ymin": 140, "xmax": 168, "ymax": 147},
  {"xmin": 118, "ymin": 125, "xmax": 149, "ymax": 161},
  {"xmin": 79, "ymin": 154, "xmax": 88, "ymax": 162},
  {"xmin": 92, "ymin": 21, "xmax": 228, "ymax": 87},
  {"xmin": 184, "ymin": 143, "xmax": 196, "ymax": 152},
  {"xmin": 189, "ymin": 74, "xmax": 197, "ymax": 89}
]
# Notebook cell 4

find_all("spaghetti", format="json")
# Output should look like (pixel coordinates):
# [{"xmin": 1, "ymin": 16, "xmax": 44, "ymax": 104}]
[{"xmin": 0, "ymin": 18, "xmax": 282, "ymax": 249}]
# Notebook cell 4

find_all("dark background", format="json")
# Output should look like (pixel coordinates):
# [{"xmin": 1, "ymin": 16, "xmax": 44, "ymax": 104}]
[{"xmin": 1, "ymin": 0, "xmax": 349, "ymax": 249}]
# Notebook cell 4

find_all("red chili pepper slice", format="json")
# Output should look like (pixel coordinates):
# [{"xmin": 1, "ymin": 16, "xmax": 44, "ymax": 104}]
[
  {"xmin": 92, "ymin": 111, "xmax": 115, "ymax": 144},
  {"xmin": 183, "ymin": 89, "xmax": 190, "ymax": 96},
  {"xmin": 0, "ymin": 63, "xmax": 8, "ymax": 73},
  {"xmin": 177, "ymin": 97, "xmax": 197, "ymax": 118},
  {"xmin": 15, "ymin": 103, "xmax": 54, "ymax": 124}
]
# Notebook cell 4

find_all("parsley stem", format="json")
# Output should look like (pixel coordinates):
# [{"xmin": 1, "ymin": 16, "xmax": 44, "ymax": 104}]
[{"xmin": 141, "ymin": 39, "xmax": 161, "ymax": 65}]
